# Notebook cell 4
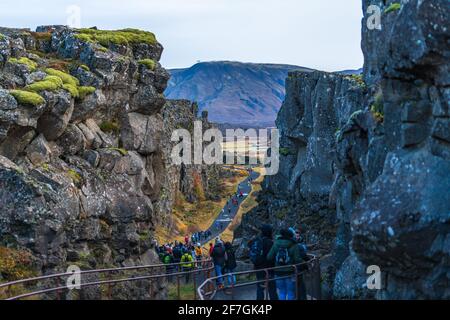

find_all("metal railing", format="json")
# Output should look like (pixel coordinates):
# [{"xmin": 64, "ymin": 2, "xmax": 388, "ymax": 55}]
[
  {"xmin": 197, "ymin": 255, "xmax": 321, "ymax": 300},
  {"xmin": 0, "ymin": 259, "xmax": 214, "ymax": 300}
]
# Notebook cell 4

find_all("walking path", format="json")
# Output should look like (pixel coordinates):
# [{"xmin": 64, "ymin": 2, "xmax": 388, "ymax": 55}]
[{"xmin": 202, "ymin": 169, "xmax": 260, "ymax": 244}]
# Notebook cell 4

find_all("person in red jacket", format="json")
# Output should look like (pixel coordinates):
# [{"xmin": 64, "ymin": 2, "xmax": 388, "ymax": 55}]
[{"xmin": 209, "ymin": 243, "xmax": 214, "ymax": 256}]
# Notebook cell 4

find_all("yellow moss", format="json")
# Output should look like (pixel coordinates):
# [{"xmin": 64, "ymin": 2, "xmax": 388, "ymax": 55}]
[
  {"xmin": 78, "ymin": 86, "xmax": 96, "ymax": 100},
  {"xmin": 0, "ymin": 247, "xmax": 35, "ymax": 281},
  {"xmin": 24, "ymin": 76, "xmax": 63, "ymax": 92},
  {"xmin": 138, "ymin": 59, "xmax": 156, "ymax": 70},
  {"xmin": 45, "ymin": 68, "xmax": 80, "ymax": 86},
  {"xmin": 62, "ymin": 84, "xmax": 79, "ymax": 98},
  {"xmin": 67, "ymin": 169, "xmax": 82, "ymax": 184},
  {"xmin": 9, "ymin": 90, "xmax": 45, "ymax": 106},
  {"xmin": 8, "ymin": 57, "xmax": 38, "ymax": 71}
]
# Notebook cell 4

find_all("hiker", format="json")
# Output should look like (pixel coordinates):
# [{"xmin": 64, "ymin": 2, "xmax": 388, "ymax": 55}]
[
  {"xmin": 195, "ymin": 243, "xmax": 203, "ymax": 263},
  {"xmin": 172, "ymin": 243, "xmax": 182, "ymax": 271},
  {"xmin": 267, "ymin": 228, "xmax": 303, "ymax": 300},
  {"xmin": 290, "ymin": 227, "xmax": 309, "ymax": 300},
  {"xmin": 223, "ymin": 242, "xmax": 237, "ymax": 286},
  {"xmin": 163, "ymin": 249, "xmax": 175, "ymax": 282},
  {"xmin": 211, "ymin": 238, "xmax": 227, "ymax": 289},
  {"xmin": 248, "ymin": 224, "xmax": 278, "ymax": 300},
  {"xmin": 184, "ymin": 235, "xmax": 189, "ymax": 245},
  {"xmin": 209, "ymin": 243, "xmax": 214, "ymax": 256},
  {"xmin": 181, "ymin": 248, "xmax": 194, "ymax": 284}
]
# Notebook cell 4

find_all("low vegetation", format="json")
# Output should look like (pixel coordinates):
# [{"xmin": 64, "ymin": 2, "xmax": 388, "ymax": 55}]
[
  {"xmin": 78, "ymin": 86, "xmax": 96, "ymax": 100},
  {"xmin": 8, "ymin": 57, "xmax": 38, "ymax": 71},
  {"xmin": 138, "ymin": 59, "xmax": 156, "ymax": 70},
  {"xmin": 9, "ymin": 90, "xmax": 45, "ymax": 106},
  {"xmin": 74, "ymin": 28, "xmax": 157, "ymax": 47},
  {"xmin": 100, "ymin": 120, "xmax": 121, "ymax": 134},
  {"xmin": 0, "ymin": 247, "xmax": 35, "ymax": 281},
  {"xmin": 45, "ymin": 68, "xmax": 80, "ymax": 86},
  {"xmin": 371, "ymin": 91, "xmax": 384, "ymax": 122},
  {"xmin": 24, "ymin": 75, "xmax": 63, "ymax": 92},
  {"xmin": 385, "ymin": 2, "xmax": 401, "ymax": 14}
]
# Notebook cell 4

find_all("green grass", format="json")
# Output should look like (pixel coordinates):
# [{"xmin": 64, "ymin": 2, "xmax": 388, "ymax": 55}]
[
  {"xmin": 138, "ymin": 59, "xmax": 156, "ymax": 70},
  {"xmin": 346, "ymin": 74, "xmax": 366, "ymax": 88},
  {"xmin": 74, "ymin": 28, "xmax": 157, "ymax": 47},
  {"xmin": 24, "ymin": 75, "xmax": 63, "ymax": 92},
  {"xmin": 78, "ymin": 86, "xmax": 96, "ymax": 100},
  {"xmin": 9, "ymin": 90, "xmax": 45, "ymax": 106},
  {"xmin": 45, "ymin": 68, "xmax": 80, "ymax": 86},
  {"xmin": 8, "ymin": 57, "xmax": 38, "ymax": 71},
  {"xmin": 0, "ymin": 34, "xmax": 5, "ymax": 41},
  {"xmin": 385, "ymin": 2, "xmax": 401, "ymax": 14}
]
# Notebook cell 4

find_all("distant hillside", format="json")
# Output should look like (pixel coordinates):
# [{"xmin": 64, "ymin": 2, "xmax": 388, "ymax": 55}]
[{"xmin": 165, "ymin": 61, "xmax": 314, "ymax": 127}]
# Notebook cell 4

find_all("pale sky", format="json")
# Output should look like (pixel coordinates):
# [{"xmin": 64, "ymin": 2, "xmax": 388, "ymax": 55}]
[{"xmin": 0, "ymin": 0, "xmax": 364, "ymax": 71}]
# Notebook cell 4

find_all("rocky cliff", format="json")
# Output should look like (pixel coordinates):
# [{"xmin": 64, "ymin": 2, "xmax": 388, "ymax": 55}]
[
  {"xmin": 237, "ymin": 0, "xmax": 449, "ymax": 299},
  {"xmin": 0, "ymin": 26, "xmax": 217, "ymax": 299}
]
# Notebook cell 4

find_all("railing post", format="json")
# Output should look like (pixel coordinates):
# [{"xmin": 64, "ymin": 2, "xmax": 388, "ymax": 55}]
[
  {"xmin": 177, "ymin": 272, "xmax": 181, "ymax": 300},
  {"xmin": 294, "ymin": 265, "xmax": 299, "ymax": 300},
  {"xmin": 193, "ymin": 271, "xmax": 197, "ymax": 300},
  {"xmin": 314, "ymin": 259, "xmax": 322, "ymax": 300},
  {"xmin": 264, "ymin": 269, "xmax": 269, "ymax": 300}
]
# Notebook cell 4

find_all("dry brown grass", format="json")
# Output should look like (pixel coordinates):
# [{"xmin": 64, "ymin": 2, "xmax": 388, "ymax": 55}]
[
  {"xmin": 156, "ymin": 167, "xmax": 249, "ymax": 244},
  {"xmin": 221, "ymin": 167, "xmax": 265, "ymax": 243}
]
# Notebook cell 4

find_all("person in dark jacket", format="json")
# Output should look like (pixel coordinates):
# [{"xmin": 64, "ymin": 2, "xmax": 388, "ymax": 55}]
[
  {"xmin": 249, "ymin": 224, "xmax": 278, "ymax": 300},
  {"xmin": 267, "ymin": 229, "xmax": 303, "ymax": 300},
  {"xmin": 211, "ymin": 239, "xmax": 227, "ymax": 289},
  {"xmin": 223, "ymin": 242, "xmax": 237, "ymax": 286}
]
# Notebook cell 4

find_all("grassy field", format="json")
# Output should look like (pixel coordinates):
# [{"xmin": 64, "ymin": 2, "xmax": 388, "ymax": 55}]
[{"xmin": 221, "ymin": 166, "xmax": 265, "ymax": 243}]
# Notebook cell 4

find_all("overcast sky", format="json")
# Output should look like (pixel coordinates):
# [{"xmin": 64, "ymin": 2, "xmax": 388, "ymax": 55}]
[{"xmin": 0, "ymin": 0, "xmax": 364, "ymax": 71}]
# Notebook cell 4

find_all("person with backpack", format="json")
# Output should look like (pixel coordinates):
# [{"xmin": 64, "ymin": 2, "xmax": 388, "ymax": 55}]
[
  {"xmin": 195, "ymin": 244, "xmax": 203, "ymax": 263},
  {"xmin": 211, "ymin": 239, "xmax": 227, "ymax": 289},
  {"xmin": 248, "ymin": 224, "xmax": 278, "ymax": 300},
  {"xmin": 290, "ymin": 227, "xmax": 309, "ymax": 300},
  {"xmin": 181, "ymin": 248, "xmax": 194, "ymax": 284},
  {"xmin": 267, "ymin": 228, "xmax": 303, "ymax": 300},
  {"xmin": 223, "ymin": 242, "xmax": 237, "ymax": 286},
  {"xmin": 163, "ymin": 249, "xmax": 175, "ymax": 282}
]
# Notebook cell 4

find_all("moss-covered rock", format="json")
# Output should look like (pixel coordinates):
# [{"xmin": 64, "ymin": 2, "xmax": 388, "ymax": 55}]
[{"xmin": 9, "ymin": 90, "xmax": 45, "ymax": 106}]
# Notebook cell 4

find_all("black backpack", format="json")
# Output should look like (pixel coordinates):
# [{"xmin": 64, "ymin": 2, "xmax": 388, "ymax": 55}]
[
  {"xmin": 249, "ymin": 237, "xmax": 265, "ymax": 265},
  {"xmin": 226, "ymin": 249, "xmax": 237, "ymax": 270},
  {"xmin": 275, "ymin": 247, "xmax": 292, "ymax": 267}
]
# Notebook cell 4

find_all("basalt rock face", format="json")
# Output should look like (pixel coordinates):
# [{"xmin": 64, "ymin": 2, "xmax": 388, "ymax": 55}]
[
  {"xmin": 238, "ymin": 0, "xmax": 449, "ymax": 299},
  {"xmin": 0, "ymin": 26, "xmax": 178, "ymax": 299}
]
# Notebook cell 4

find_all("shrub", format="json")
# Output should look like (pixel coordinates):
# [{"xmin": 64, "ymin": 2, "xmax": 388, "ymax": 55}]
[
  {"xmin": 78, "ymin": 86, "xmax": 96, "ymax": 100},
  {"xmin": 62, "ymin": 83, "xmax": 79, "ymax": 98},
  {"xmin": 8, "ymin": 57, "xmax": 38, "ymax": 71},
  {"xmin": 67, "ymin": 169, "xmax": 82, "ymax": 184},
  {"xmin": 0, "ymin": 33, "xmax": 5, "ymax": 40},
  {"xmin": 347, "ymin": 74, "xmax": 366, "ymax": 88},
  {"xmin": 0, "ymin": 247, "xmax": 35, "ymax": 281},
  {"xmin": 385, "ymin": 2, "xmax": 401, "ymax": 14},
  {"xmin": 9, "ymin": 90, "xmax": 45, "ymax": 106},
  {"xmin": 100, "ymin": 120, "xmax": 120, "ymax": 134},
  {"xmin": 371, "ymin": 91, "xmax": 384, "ymax": 122},
  {"xmin": 45, "ymin": 68, "xmax": 80, "ymax": 86},
  {"xmin": 138, "ymin": 59, "xmax": 156, "ymax": 70},
  {"xmin": 30, "ymin": 31, "xmax": 52, "ymax": 41},
  {"xmin": 279, "ymin": 147, "xmax": 293, "ymax": 156},
  {"xmin": 193, "ymin": 172, "xmax": 206, "ymax": 202},
  {"xmin": 24, "ymin": 75, "xmax": 63, "ymax": 92}
]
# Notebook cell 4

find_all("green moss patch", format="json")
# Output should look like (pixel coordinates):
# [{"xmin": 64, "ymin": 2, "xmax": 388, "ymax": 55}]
[
  {"xmin": 67, "ymin": 169, "xmax": 82, "ymax": 184},
  {"xmin": 24, "ymin": 75, "xmax": 64, "ymax": 92},
  {"xmin": 9, "ymin": 90, "xmax": 45, "ymax": 106},
  {"xmin": 62, "ymin": 84, "xmax": 79, "ymax": 98},
  {"xmin": 108, "ymin": 147, "xmax": 128, "ymax": 156},
  {"xmin": 385, "ymin": 2, "xmax": 401, "ymax": 14},
  {"xmin": 75, "ymin": 28, "xmax": 157, "ymax": 47},
  {"xmin": 45, "ymin": 68, "xmax": 80, "ymax": 86},
  {"xmin": 78, "ymin": 86, "xmax": 96, "ymax": 100},
  {"xmin": 8, "ymin": 57, "xmax": 38, "ymax": 71},
  {"xmin": 138, "ymin": 59, "xmax": 156, "ymax": 70},
  {"xmin": 100, "ymin": 120, "xmax": 120, "ymax": 134},
  {"xmin": 80, "ymin": 64, "xmax": 90, "ymax": 71}
]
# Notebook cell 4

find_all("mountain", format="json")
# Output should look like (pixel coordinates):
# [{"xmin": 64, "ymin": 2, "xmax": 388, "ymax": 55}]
[{"xmin": 165, "ymin": 61, "xmax": 314, "ymax": 127}]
